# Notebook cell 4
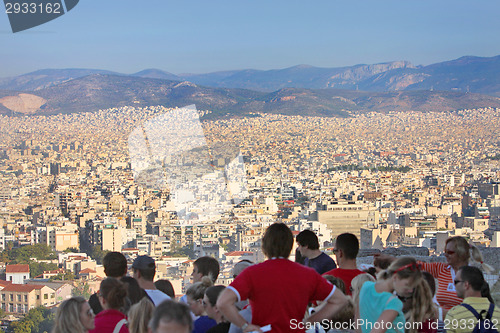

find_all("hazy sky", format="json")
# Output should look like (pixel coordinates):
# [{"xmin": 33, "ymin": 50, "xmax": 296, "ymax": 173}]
[{"xmin": 1, "ymin": 0, "xmax": 500, "ymax": 77}]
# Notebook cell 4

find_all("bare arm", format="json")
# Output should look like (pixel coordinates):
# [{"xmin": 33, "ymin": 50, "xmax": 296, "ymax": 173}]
[
  {"xmin": 305, "ymin": 287, "xmax": 348, "ymax": 324},
  {"xmin": 217, "ymin": 288, "xmax": 261, "ymax": 333},
  {"xmin": 369, "ymin": 309, "xmax": 398, "ymax": 333}
]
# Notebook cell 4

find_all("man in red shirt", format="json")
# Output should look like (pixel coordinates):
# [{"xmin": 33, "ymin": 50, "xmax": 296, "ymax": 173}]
[
  {"xmin": 217, "ymin": 223, "xmax": 348, "ymax": 333},
  {"xmin": 323, "ymin": 233, "xmax": 364, "ymax": 296}
]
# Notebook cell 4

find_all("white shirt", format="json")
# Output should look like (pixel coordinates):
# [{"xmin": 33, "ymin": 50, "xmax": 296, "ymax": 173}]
[{"xmin": 145, "ymin": 289, "xmax": 171, "ymax": 306}]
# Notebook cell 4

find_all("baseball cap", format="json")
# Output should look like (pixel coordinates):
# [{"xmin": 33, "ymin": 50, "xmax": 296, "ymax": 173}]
[{"xmin": 132, "ymin": 255, "xmax": 155, "ymax": 270}]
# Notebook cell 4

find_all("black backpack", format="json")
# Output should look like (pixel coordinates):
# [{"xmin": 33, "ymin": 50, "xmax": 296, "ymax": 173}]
[{"xmin": 461, "ymin": 303, "xmax": 499, "ymax": 333}]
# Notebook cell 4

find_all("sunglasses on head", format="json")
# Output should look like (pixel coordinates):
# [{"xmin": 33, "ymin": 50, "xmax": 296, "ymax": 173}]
[{"xmin": 394, "ymin": 262, "xmax": 422, "ymax": 274}]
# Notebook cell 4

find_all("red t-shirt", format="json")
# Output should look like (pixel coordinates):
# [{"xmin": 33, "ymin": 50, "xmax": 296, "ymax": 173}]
[
  {"xmin": 89, "ymin": 309, "xmax": 129, "ymax": 333},
  {"xmin": 323, "ymin": 268, "xmax": 364, "ymax": 296},
  {"xmin": 229, "ymin": 258, "xmax": 336, "ymax": 333}
]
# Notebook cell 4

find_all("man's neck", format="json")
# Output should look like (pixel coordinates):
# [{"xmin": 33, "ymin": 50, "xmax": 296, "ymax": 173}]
[
  {"xmin": 464, "ymin": 290, "xmax": 483, "ymax": 299},
  {"xmin": 338, "ymin": 259, "xmax": 357, "ymax": 270},
  {"xmin": 307, "ymin": 249, "xmax": 323, "ymax": 260},
  {"xmin": 138, "ymin": 279, "xmax": 156, "ymax": 290}
]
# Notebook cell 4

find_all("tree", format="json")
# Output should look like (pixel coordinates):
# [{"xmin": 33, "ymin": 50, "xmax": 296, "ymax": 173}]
[
  {"xmin": 49, "ymin": 271, "xmax": 75, "ymax": 281},
  {"xmin": 63, "ymin": 247, "xmax": 80, "ymax": 253},
  {"xmin": 90, "ymin": 245, "xmax": 109, "ymax": 265},
  {"xmin": 0, "ymin": 243, "xmax": 57, "ymax": 265},
  {"xmin": 72, "ymin": 282, "xmax": 91, "ymax": 299},
  {"xmin": 9, "ymin": 307, "xmax": 53, "ymax": 333},
  {"xmin": 28, "ymin": 262, "xmax": 59, "ymax": 279}
]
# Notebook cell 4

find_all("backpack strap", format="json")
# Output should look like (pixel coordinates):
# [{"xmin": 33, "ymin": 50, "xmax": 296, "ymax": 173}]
[
  {"xmin": 461, "ymin": 303, "xmax": 482, "ymax": 320},
  {"xmin": 487, "ymin": 303, "xmax": 495, "ymax": 320},
  {"xmin": 113, "ymin": 319, "xmax": 127, "ymax": 333},
  {"xmin": 144, "ymin": 290, "xmax": 155, "ymax": 305}
]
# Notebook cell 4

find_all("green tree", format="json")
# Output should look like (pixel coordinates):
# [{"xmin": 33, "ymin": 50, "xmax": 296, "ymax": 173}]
[
  {"xmin": 10, "ymin": 243, "xmax": 57, "ymax": 262},
  {"xmin": 63, "ymin": 247, "xmax": 80, "ymax": 253},
  {"xmin": 90, "ymin": 245, "xmax": 109, "ymax": 265},
  {"xmin": 8, "ymin": 307, "xmax": 53, "ymax": 333},
  {"xmin": 72, "ymin": 282, "xmax": 91, "ymax": 299},
  {"xmin": 49, "ymin": 270, "xmax": 75, "ymax": 281},
  {"xmin": 28, "ymin": 262, "xmax": 59, "ymax": 279}
]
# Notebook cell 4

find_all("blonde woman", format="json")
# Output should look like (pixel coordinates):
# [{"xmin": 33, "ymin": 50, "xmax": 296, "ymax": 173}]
[
  {"xmin": 351, "ymin": 273, "xmax": 375, "ymax": 311},
  {"xmin": 375, "ymin": 236, "xmax": 493, "ymax": 312},
  {"xmin": 358, "ymin": 257, "xmax": 422, "ymax": 333},
  {"xmin": 187, "ymin": 276, "xmax": 216, "ymax": 333},
  {"xmin": 404, "ymin": 278, "xmax": 438, "ymax": 333},
  {"xmin": 128, "ymin": 298, "xmax": 155, "ymax": 333},
  {"xmin": 53, "ymin": 297, "xmax": 95, "ymax": 333}
]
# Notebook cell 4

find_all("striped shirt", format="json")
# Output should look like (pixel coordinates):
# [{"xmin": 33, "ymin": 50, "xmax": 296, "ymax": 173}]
[
  {"xmin": 419, "ymin": 262, "xmax": 463, "ymax": 311},
  {"xmin": 445, "ymin": 297, "xmax": 500, "ymax": 333}
]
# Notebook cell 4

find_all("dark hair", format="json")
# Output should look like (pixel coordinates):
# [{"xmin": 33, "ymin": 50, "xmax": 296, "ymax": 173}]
[
  {"xmin": 296, "ymin": 230, "xmax": 319, "ymax": 250},
  {"xmin": 134, "ymin": 265, "xmax": 155, "ymax": 281},
  {"xmin": 205, "ymin": 285, "xmax": 226, "ymax": 307},
  {"xmin": 323, "ymin": 275, "xmax": 346, "ymax": 294},
  {"xmin": 121, "ymin": 276, "xmax": 146, "ymax": 306},
  {"xmin": 155, "ymin": 279, "xmax": 175, "ymax": 298},
  {"xmin": 459, "ymin": 266, "xmax": 494, "ymax": 303},
  {"xmin": 364, "ymin": 267, "xmax": 377, "ymax": 278},
  {"xmin": 295, "ymin": 248, "xmax": 305, "ymax": 264},
  {"xmin": 335, "ymin": 233, "xmax": 359, "ymax": 259},
  {"xmin": 99, "ymin": 277, "xmax": 128, "ymax": 310},
  {"xmin": 193, "ymin": 256, "xmax": 220, "ymax": 283},
  {"xmin": 149, "ymin": 300, "xmax": 192, "ymax": 332},
  {"xmin": 103, "ymin": 252, "xmax": 127, "ymax": 278},
  {"xmin": 262, "ymin": 223, "xmax": 293, "ymax": 258},
  {"xmin": 422, "ymin": 271, "xmax": 436, "ymax": 296},
  {"xmin": 374, "ymin": 255, "xmax": 392, "ymax": 270}
]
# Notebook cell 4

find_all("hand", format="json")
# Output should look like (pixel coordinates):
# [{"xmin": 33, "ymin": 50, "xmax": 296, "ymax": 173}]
[{"xmin": 243, "ymin": 324, "xmax": 263, "ymax": 333}]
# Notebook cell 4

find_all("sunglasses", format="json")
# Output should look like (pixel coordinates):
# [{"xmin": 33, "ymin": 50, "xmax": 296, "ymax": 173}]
[
  {"xmin": 394, "ymin": 262, "xmax": 422, "ymax": 273},
  {"xmin": 398, "ymin": 295, "xmax": 413, "ymax": 302},
  {"xmin": 445, "ymin": 250, "xmax": 456, "ymax": 255},
  {"xmin": 454, "ymin": 279, "xmax": 464, "ymax": 285}
]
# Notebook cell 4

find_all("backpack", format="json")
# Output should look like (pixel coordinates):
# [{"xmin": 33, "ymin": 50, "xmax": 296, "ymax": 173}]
[
  {"xmin": 461, "ymin": 303, "xmax": 499, "ymax": 333},
  {"xmin": 113, "ymin": 318, "xmax": 128, "ymax": 333}
]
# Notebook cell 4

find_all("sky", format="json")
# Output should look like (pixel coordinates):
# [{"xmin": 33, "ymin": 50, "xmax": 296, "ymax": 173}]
[{"xmin": 1, "ymin": 0, "xmax": 500, "ymax": 78}]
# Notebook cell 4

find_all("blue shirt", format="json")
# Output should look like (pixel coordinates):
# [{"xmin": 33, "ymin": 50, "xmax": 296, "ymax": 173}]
[
  {"xmin": 359, "ymin": 281, "xmax": 405, "ymax": 333},
  {"xmin": 304, "ymin": 252, "xmax": 336, "ymax": 275},
  {"xmin": 193, "ymin": 316, "xmax": 217, "ymax": 333}
]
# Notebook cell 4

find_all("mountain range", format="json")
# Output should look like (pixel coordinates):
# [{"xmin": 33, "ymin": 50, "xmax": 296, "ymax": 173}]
[{"xmin": 1, "ymin": 55, "xmax": 500, "ymax": 117}]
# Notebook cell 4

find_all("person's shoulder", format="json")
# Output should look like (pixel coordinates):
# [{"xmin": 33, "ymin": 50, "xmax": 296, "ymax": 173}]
[
  {"xmin": 322, "ymin": 252, "xmax": 334, "ymax": 259},
  {"xmin": 150, "ymin": 289, "xmax": 171, "ymax": 298},
  {"xmin": 323, "ymin": 268, "xmax": 339, "ymax": 276},
  {"xmin": 446, "ymin": 303, "xmax": 465, "ymax": 319},
  {"xmin": 360, "ymin": 280, "xmax": 375, "ymax": 293}
]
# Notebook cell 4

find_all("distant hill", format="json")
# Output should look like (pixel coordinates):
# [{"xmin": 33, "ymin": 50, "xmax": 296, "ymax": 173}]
[
  {"xmin": 1, "ymin": 74, "xmax": 500, "ymax": 118},
  {"xmin": 358, "ymin": 55, "xmax": 500, "ymax": 96},
  {"xmin": 3, "ymin": 55, "xmax": 500, "ymax": 97},
  {"xmin": 132, "ymin": 69, "xmax": 181, "ymax": 81},
  {"xmin": 0, "ymin": 68, "xmax": 120, "ymax": 91},
  {"xmin": 182, "ymin": 62, "xmax": 417, "ymax": 91}
]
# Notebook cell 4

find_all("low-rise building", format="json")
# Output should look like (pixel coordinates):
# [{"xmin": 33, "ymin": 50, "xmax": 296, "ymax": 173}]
[{"xmin": 0, "ymin": 284, "xmax": 56, "ymax": 313}]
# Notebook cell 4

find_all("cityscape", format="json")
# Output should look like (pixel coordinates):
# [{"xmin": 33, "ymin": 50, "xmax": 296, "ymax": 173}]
[
  {"xmin": 0, "ymin": 102, "xmax": 499, "ymax": 324},
  {"xmin": 2, "ymin": 1, "xmax": 500, "ymax": 331}
]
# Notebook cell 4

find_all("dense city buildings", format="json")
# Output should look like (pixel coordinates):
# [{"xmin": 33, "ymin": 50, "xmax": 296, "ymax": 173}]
[{"xmin": 0, "ymin": 105, "xmax": 499, "ymax": 315}]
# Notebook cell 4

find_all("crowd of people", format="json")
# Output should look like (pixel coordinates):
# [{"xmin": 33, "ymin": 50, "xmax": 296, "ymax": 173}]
[{"xmin": 51, "ymin": 223, "xmax": 499, "ymax": 333}]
